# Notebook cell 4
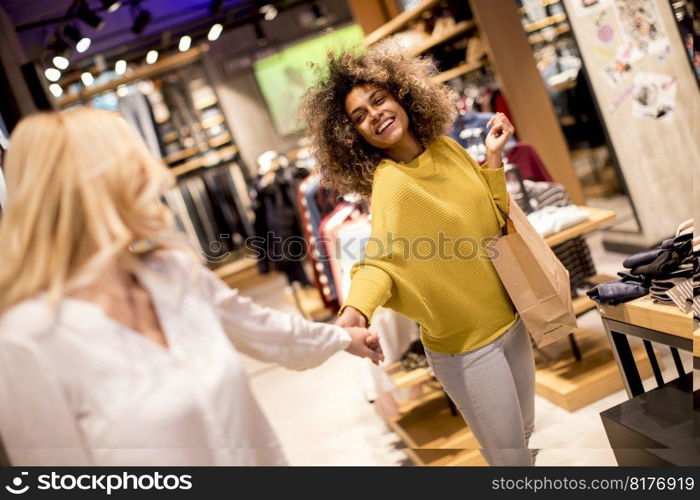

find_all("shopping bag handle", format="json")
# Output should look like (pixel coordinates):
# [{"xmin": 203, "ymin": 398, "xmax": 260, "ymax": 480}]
[{"xmin": 498, "ymin": 206, "xmax": 516, "ymax": 235}]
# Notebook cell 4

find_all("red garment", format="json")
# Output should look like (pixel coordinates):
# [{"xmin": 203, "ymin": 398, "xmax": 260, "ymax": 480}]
[
  {"xmin": 506, "ymin": 142, "xmax": 553, "ymax": 182},
  {"xmin": 296, "ymin": 176, "xmax": 339, "ymax": 312}
]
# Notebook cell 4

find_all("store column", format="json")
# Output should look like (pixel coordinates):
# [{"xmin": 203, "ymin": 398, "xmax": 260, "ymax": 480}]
[
  {"xmin": 562, "ymin": 0, "xmax": 699, "ymax": 250},
  {"xmin": 470, "ymin": 0, "xmax": 585, "ymax": 204}
]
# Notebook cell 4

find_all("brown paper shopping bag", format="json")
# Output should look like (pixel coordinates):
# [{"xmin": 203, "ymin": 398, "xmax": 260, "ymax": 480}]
[{"xmin": 489, "ymin": 199, "xmax": 576, "ymax": 347}]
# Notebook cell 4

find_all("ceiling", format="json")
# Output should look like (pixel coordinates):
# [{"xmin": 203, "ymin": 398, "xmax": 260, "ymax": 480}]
[{"xmin": 0, "ymin": 0, "xmax": 325, "ymax": 66}]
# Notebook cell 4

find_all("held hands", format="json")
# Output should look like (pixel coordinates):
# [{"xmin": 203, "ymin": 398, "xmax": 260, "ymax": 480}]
[
  {"xmin": 485, "ymin": 112, "xmax": 515, "ymax": 155},
  {"xmin": 337, "ymin": 307, "xmax": 383, "ymax": 365},
  {"xmin": 344, "ymin": 327, "xmax": 385, "ymax": 365}
]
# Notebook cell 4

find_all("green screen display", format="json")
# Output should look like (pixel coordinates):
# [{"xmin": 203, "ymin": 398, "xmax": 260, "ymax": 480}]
[{"xmin": 253, "ymin": 24, "xmax": 363, "ymax": 136}]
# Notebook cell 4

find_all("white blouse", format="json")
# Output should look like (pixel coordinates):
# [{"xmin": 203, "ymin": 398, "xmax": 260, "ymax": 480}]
[{"xmin": 0, "ymin": 250, "xmax": 351, "ymax": 466}]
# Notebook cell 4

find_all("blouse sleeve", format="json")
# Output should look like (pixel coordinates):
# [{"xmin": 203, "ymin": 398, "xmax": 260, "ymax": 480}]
[
  {"xmin": 199, "ymin": 267, "xmax": 352, "ymax": 371},
  {"xmin": 0, "ymin": 338, "xmax": 92, "ymax": 466}
]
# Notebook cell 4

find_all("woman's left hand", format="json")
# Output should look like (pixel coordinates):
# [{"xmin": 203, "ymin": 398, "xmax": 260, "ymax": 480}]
[{"xmin": 485, "ymin": 112, "xmax": 514, "ymax": 154}]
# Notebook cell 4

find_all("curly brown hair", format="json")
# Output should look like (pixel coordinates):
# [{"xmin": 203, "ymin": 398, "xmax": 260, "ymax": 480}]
[{"xmin": 299, "ymin": 42, "xmax": 457, "ymax": 196}]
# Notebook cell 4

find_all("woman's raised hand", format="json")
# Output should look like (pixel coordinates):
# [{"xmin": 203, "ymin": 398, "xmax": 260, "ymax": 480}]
[{"xmin": 485, "ymin": 112, "xmax": 515, "ymax": 154}]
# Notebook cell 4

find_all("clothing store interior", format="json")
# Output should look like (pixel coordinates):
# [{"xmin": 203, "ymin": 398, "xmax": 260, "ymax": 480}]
[{"xmin": 0, "ymin": 0, "xmax": 698, "ymax": 467}]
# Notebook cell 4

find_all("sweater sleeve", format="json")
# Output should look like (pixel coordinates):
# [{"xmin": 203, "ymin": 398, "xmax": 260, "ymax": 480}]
[
  {"xmin": 479, "ymin": 164, "xmax": 510, "ymax": 218},
  {"xmin": 339, "ymin": 174, "xmax": 395, "ymax": 325}
]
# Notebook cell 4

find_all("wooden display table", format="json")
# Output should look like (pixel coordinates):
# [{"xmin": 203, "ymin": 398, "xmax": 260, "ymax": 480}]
[
  {"xmin": 597, "ymin": 296, "xmax": 693, "ymax": 398},
  {"xmin": 597, "ymin": 297, "xmax": 697, "ymax": 465}
]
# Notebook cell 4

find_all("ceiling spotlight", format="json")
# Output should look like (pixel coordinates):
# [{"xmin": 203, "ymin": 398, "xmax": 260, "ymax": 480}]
[
  {"xmin": 49, "ymin": 83, "xmax": 63, "ymax": 97},
  {"xmin": 45, "ymin": 67, "xmax": 61, "ymax": 82},
  {"xmin": 100, "ymin": 0, "xmax": 122, "ymax": 13},
  {"xmin": 260, "ymin": 4, "xmax": 278, "ymax": 21},
  {"xmin": 52, "ymin": 56, "xmax": 69, "ymax": 70},
  {"xmin": 146, "ymin": 49, "xmax": 158, "ymax": 64},
  {"xmin": 210, "ymin": 0, "xmax": 224, "ymax": 14},
  {"xmin": 254, "ymin": 22, "xmax": 267, "ymax": 46},
  {"xmin": 115, "ymin": 59, "xmax": 127, "ymax": 75},
  {"xmin": 76, "ymin": 37, "xmax": 91, "ymax": 53},
  {"xmin": 207, "ymin": 23, "xmax": 223, "ymax": 41},
  {"xmin": 131, "ymin": 8, "xmax": 151, "ymax": 34},
  {"xmin": 48, "ymin": 34, "xmax": 70, "ymax": 58},
  {"xmin": 63, "ymin": 24, "xmax": 82, "ymax": 45},
  {"xmin": 81, "ymin": 72, "xmax": 94, "ymax": 86},
  {"xmin": 178, "ymin": 35, "xmax": 191, "ymax": 52},
  {"xmin": 75, "ymin": 1, "xmax": 105, "ymax": 30}
]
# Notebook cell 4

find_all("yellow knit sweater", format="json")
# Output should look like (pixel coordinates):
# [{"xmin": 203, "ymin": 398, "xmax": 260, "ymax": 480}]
[{"xmin": 342, "ymin": 136, "xmax": 517, "ymax": 354}]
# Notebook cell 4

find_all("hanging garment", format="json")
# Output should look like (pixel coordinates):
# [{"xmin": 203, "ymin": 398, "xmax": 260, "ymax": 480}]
[
  {"xmin": 118, "ymin": 92, "xmax": 163, "ymax": 158},
  {"xmin": 297, "ymin": 176, "xmax": 339, "ymax": 311},
  {"xmin": 506, "ymin": 143, "xmax": 554, "ymax": 182},
  {"xmin": 163, "ymin": 189, "xmax": 202, "ymax": 252},
  {"xmin": 299, "ymin": 175, "xmax": 340, "ymax": 301},
  {"xmin": 179, "ymin": 184, "xmax": 211, "ymax": 254},
  {"xmin": 0, "ymin": 249, "xmax": 352, "ymax": 466},
  {"xmin": 253, "ymin": 169, "xmax": 311, "ymax": 286}
]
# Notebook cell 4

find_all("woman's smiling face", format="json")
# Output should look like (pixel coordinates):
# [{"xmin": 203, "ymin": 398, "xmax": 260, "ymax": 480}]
[{"xmin": 345, "ymin": 84, "xmax": 411, "ymax": 150}]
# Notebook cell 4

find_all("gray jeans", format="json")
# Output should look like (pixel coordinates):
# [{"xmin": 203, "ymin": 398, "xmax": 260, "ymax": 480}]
[{"xmin": 424, "ymin": 318, "xmax": 536, "ymax": 466}]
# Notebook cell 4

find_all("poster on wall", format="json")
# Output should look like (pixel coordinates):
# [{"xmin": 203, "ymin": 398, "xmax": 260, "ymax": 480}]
[
  {"xmin": 571, "ymin": 0, "xmax": 610, "ymax": 17},
  {"xmin": 253, "ymin": 25, "xmax": 363, "ymax": 136},
  {"xmin": 612, "ymin": 0, "xmax": 669, "ymax": 58},
  {"xmin": 632, "ymin": 72, "xmax": 676, "ymax": 120}
]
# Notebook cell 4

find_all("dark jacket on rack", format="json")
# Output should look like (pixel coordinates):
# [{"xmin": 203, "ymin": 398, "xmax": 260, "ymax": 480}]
[{"xmin": 252, "ymin": 167, "xmax": 311, "ymax": 285}]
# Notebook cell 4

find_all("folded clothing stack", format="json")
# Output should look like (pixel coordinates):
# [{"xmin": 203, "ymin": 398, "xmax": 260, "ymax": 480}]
[
  {"xmin": 588, "ymin": 221, "xmax": 697, "ymax": 309},
  {"xmin": 527, "ymin": 205, "xmax": 591, "ymax": 238}
]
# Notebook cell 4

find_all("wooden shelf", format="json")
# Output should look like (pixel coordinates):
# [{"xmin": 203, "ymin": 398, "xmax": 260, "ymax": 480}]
[
  {"xmin": 535, "ymin": 327, "xmax": 659, "ymax": 411},
  {"xmin": 214, "ymin": 257, "xmax": 258, "ymax": 279},
  {"xmin": 209, "ymin": 133, "xmax": 231, "ymax": 148},
  {"xmin": 57, "ymin": 46, "xmax": 209, "ymax": 107},
  {"xmin": 162, "ymin": 131, "xmax": 178, "ymax": 144},
  {"xmin": 387, "ymin": 393, "xmax": 487, "ymax": 466},
  {"xmin": 528, "ymin": 23, "xmax": 570, "ymax": 44},
  {"xmin": 364, "ymin": 0, "xmax": 441, "ymax": 46},
  {"xmin": 598, "ymin": 296, "xmax": 693, "ymax": 340},
  {"xmin": 431, "ymin": 59, "xmax": 485, "ymax": 83},
  {"xmin": 395, "ymin": 383, "xmax": 444, "ymax": 417},
  {"xmin": 170, "ymin": 145, "xmax": 238, "ymax": 177},
  {"xmin": 384, "ymin": 361, "xmax": 433, "ymax": 389},
  {"xmin": 408, "ymin": 20, "xmax": 475, "ymax": 56},
  {"xmin": 524, "ymin": 12, "xmax": 567, "ymax": 33},
  {"xmin": 693, "ymin": 327, "xmax": 699, "ymax": 358},
  {"xmin": 201, "ymin": 114, "xmax": 225, "ymax": 129},
  {"xmin": 559, "ymin": 115, "xmax": 576, "ymax": 126},
  {"xmin": 518, "ymin": 0, "xmax": 561, "ymax": 15},
  {"xmin": 164, "ymin": 146, "xmax": 199, "ymax": 165},
  {"xmin": 544, "ymin": 206, "xmax": 616, "ymax": 247},
  {"xmin": 194, "ymin": 95, "xmax": 218, "ymax": 110},
  {"xmin": 549, "ymin": 77, "xmax": 576, "ymax": 92}
]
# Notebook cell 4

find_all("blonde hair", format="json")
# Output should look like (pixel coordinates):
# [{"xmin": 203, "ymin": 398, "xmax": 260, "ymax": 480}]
[{"xmin": 0, "ymin": 108, "xmax": 190, "ymax": 314}]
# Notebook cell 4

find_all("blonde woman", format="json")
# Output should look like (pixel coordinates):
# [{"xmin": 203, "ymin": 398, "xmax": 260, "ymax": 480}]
[{"xmin": 0, "ymin": 109, "xmax": 383, "ymax": 466}]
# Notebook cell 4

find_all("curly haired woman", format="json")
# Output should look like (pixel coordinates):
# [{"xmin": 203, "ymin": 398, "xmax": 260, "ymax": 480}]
[{"xmin": 300, "ymin": 44, "xmax": 536, "ymax": 466}]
